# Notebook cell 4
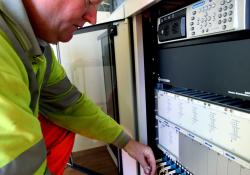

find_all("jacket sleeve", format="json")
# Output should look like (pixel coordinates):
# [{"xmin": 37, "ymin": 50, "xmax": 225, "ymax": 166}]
[{"xmin": 39, "ymin": 47, "xmax": 130, "ymax": 148}]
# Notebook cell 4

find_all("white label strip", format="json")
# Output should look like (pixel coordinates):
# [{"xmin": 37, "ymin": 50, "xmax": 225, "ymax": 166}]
[
  {"xmin": 156, "ymin": 115, "xmax": 250, "ymax": 169},
  {"xmin": 157, "ymin": 89, "xmax": 250, "ymax": 163}
]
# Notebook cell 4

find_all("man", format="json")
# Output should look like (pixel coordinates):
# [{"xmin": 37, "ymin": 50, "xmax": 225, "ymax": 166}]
[{"xmin": 0, "ymin": 0, "xmax": 156, "ymax": 175}]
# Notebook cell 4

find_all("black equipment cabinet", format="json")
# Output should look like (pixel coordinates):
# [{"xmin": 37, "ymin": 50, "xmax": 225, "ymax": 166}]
[{"xmin": 141, "ymin": 0, "xmax": 250, "ymax": 174}]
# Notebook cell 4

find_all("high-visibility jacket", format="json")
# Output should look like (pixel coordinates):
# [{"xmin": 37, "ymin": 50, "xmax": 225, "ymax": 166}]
[{"xmin": 0, "ymin": 1, "xmax": 130, "ymax": 174}]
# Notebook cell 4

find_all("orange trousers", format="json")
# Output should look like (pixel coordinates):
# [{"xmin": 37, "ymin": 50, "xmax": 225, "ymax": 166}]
[{"xmin": 38, "ymin": 114, "xmax": 75, "ymax": 175}]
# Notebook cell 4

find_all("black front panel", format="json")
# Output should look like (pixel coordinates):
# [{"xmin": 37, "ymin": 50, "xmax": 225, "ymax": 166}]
[
  {"xmin": 158, "ymin": 9, "xmax": 186, "ymax": 42},
  {"xmin": 158, "ymin": 38, "xmax": 250, "ymax": 100}
]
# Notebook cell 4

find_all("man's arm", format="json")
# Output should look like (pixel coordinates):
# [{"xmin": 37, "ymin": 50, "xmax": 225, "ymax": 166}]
[{"xmin": 41, "ymin": 47, "xmax": 156, "ymax": 174}]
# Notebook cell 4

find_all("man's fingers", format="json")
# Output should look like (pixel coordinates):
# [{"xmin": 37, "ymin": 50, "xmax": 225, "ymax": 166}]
[
  {"xmin": 143, "ymin": 147, "xmax": 156, "ymax": 175},
  {"xmin": 146, "ymin": 151, "xmax": 156, "ymax": 175},
  {"xmin": 138, "ymin": 154, "xmax": 151, "ymax": 174},
  {"xmin": 143, "ymin": 166, "xmax": 152, "ymax": 174},
  {"xmin": 123, "ymin": 140, "xmax": 156, "ymax": 175}
]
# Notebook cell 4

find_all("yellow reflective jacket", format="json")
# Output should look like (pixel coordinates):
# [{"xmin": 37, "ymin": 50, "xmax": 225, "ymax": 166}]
[{"xmin": 0, "ymin": 1, "xmax": 129, "ymax": 174}]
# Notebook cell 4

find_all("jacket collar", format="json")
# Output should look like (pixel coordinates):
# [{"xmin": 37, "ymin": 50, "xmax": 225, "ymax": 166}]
[{"xmin": 0, "ymin": 0, "xmax": 42, "ymax": 57}]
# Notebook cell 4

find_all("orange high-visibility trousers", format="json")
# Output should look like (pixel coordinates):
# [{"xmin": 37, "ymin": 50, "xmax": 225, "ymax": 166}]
[{"xmin": 39, "ymin": 114, "xmax": 75, "ymax": 175}]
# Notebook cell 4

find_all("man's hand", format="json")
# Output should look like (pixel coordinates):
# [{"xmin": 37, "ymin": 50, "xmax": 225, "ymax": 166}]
[{"xmin": 123, "ymin": 140, "xmax": 156, "ymax": 175}]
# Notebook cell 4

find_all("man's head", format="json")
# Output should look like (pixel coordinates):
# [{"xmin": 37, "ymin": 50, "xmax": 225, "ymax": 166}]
[{"xmin": 23, "ymin": 0, "xmax": 102, "ymax": 43}]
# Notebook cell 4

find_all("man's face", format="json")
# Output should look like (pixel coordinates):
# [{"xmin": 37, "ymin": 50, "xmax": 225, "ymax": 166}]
[
  {"xmin": 28, "ymin": 0, "xmax": 102, "ymax": 43},
  {"xmin": 53, "ymin": 0, "xmax": 102, "ymax": 42}
]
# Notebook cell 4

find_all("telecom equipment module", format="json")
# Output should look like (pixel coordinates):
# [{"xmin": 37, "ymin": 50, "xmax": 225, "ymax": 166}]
[{"xmin": 157, "ymin": 0, "xmax": 250, "ymax": 43}]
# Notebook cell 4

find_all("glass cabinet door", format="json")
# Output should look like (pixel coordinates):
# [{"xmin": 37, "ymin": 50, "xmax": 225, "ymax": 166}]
[
  {"xmin": 57, "ymin": 19, "xmax": 138, "ymax": 175},
  {"xmin": 58, "ymin": 25, "xmax": 119, "ymax": 120},
  {"xmin": 58, "ymin": 24, "xmax": 120, "ymax": 174}
]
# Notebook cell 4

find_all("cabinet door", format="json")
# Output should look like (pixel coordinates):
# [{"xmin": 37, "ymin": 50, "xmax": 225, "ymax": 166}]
[{"xmin": 57, "ymin": 20, "xmax": 137, "ymax": 175}]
